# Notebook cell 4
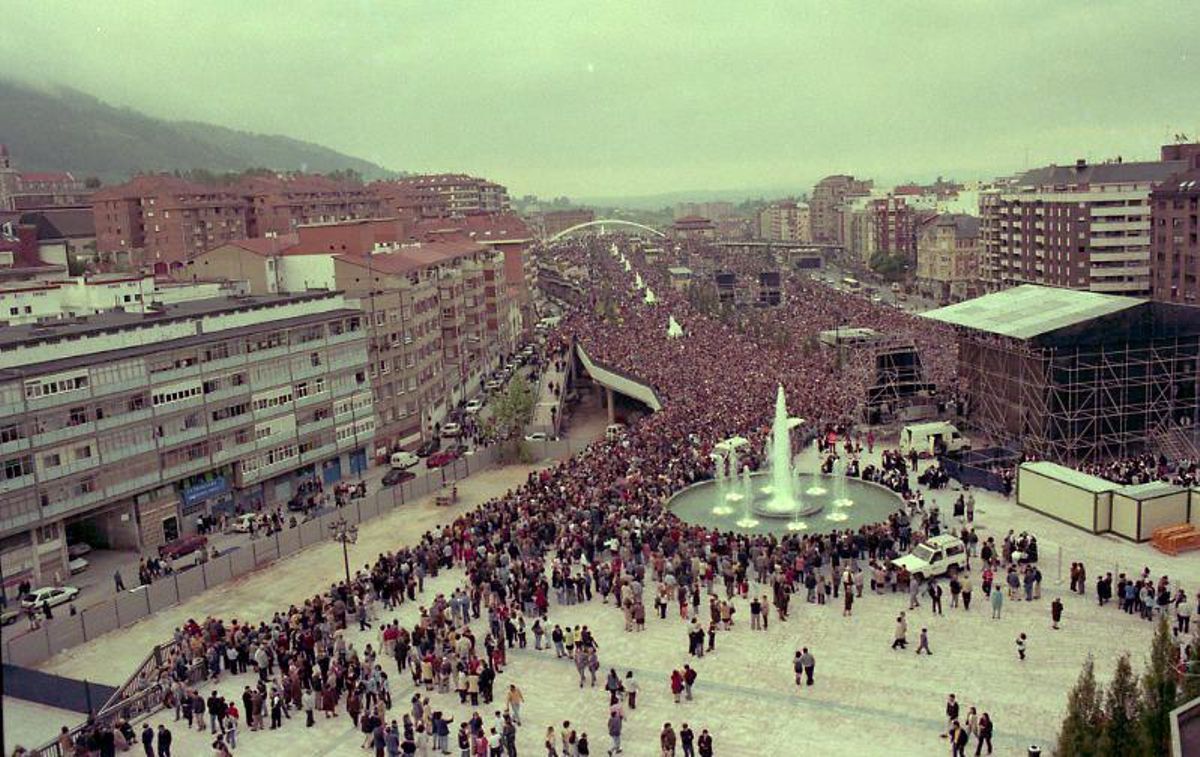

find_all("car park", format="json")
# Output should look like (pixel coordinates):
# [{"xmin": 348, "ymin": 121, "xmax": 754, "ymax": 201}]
[
  {"xmin": 382, "ymin": 468, "xmax": 417, "ymax": 487},
  {"xmin": 21, "ymin": 585, "xmax": 80, "ymax": 610}
]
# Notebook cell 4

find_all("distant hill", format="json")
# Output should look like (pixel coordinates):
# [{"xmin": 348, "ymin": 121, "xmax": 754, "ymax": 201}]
[{"xmin": 0, "ymin": 79, "xmax": 400, "ymax": 184}]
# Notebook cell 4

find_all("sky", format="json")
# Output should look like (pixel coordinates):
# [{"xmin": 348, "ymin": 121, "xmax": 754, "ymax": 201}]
[{"xmin": 1, "ymin": 0, "xmax": 1197, "ymax": 199}]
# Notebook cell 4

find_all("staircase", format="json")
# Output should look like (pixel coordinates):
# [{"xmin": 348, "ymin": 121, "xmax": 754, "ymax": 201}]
[{"xmin": 1154, "ymin": 423, "xmax": 1200, "ymax": 463}]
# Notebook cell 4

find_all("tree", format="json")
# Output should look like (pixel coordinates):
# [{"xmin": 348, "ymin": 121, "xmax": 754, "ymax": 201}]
[
  {"xmin": 1101, "ymin": 653, "xmax": 1145, "ymax": 756},
  {"xmin": 491, "ymin": 375, "xmax": 535, "ymax": 462},
  {"xmin": 1141, "ymin": 616, "xmax": 1180, "ymax": 754},
  {"xmin": 1056, "ymin": 655, "xmax": 1104, "ymax": 756},
  {"xmin": 1182, "ymin": 640, "xmax": 1200, "ymax": 703}
]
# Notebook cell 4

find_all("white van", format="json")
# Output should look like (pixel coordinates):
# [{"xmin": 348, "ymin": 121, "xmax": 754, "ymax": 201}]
[
  {"xmin": 389, "ymin": 451, "xmax": 419, "ymax": 470},
  {"xmin": 900, "ymin": 422, "xmax": 971, "ymax": 457}
]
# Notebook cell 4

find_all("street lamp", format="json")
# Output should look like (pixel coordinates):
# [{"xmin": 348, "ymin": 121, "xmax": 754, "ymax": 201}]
[{"xmin": 329, "ymin": 515, "xmax": 358, "ymax": 587}]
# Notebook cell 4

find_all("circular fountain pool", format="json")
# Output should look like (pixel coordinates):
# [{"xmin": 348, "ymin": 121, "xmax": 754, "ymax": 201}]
[{"xmin": 669, "ymin": 472, "xmax": 905, "ymax": 536}]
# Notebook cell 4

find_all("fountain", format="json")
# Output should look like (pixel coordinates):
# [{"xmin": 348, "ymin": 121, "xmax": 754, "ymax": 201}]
[
  {"xmin": 667, "ymin": 315, "xmax": 684, "ymax": 339},
  {"xmin": 667, "ymin": 386, "xmax": 905, "ymax": 534}
]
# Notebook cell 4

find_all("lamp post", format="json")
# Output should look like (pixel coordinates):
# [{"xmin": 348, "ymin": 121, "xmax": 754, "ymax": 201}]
[{"xmin": 329, "ymin": 515, "xmax": 358, "ymax": 587}]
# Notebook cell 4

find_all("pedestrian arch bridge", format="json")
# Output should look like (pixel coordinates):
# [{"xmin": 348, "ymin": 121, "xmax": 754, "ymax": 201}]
[{"xmin": 549, "ymin": 219, "xmax": 667, "ymax": 242}]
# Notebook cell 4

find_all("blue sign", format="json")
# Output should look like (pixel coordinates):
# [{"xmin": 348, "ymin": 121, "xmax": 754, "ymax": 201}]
[{"xmin": 182, "ymin": 476, "xmax": 229, "ymax": 507}]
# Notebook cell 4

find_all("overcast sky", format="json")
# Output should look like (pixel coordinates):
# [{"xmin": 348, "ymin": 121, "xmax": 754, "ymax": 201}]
[{"xmin": 1, "ymin": 0, "xmax": 1196, "ymax": 198}]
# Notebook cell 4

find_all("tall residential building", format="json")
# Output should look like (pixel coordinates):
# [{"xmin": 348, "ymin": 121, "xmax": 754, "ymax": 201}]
[
  {"xmin": 674, "ymin": 201, "xmax": 734, "ymax": 221},
  {"xmin": 371, "ymin": 174, "xmax": 509, "ymax": 219},
  {"xmin": 981, "ymin": 151, "xmax": 1188, "ymax": 294},
  {"xmin": 809, "ymin": 175, "xmax": 873, "ymax": 244},
  {"xmin": 0, "ymin": 145, "xmax": 93, "ymax": 211},
  {"xmin": 870, "ymin": 196, "xmax": 937, "ymax": 261},
  {"xmin": 915, "ymin": 214, "xmax": 982, "ymax": 303},
  {"xmin": 92, "ymin": 175, "xmax": 250, "ymax": 270},
  {"xmin": 839, "ymin": 196, "xmax": 877, "ymax": 264},
  {"xmin": 539, "ymin": 209, "xmax": 595, "ymax": 239},
  {"xmin": 756, "ymin": 201, "xmax": 810, "ymax": 242},
  {"xmin": 92, "ymin": 174, "xmax": 385, "ymax": 269},
  {"xmin": 0, "ymin": 291, "xmax": 372, "ymax": 583},
  {"xmin": 190, "ymin": 218, "xmax": 522, "ymax": 452},
  {"xmin": 1150, "ymin": 144, "xmax": 1200, "ymax": 302}
]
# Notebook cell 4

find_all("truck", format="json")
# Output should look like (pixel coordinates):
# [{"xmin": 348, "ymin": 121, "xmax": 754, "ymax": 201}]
[
  {"xmin": 899, "ymin": 421, "xmax": 971, "ymax": 457},
  {"xmin": 891, "ymin": 534, "xmax": 968, "ymax": 582}
]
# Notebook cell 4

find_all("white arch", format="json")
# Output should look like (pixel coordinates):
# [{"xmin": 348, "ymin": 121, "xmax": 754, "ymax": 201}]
[{"xmin": 549, "ymin": 219, "xmax": 667, "ymax": 241}]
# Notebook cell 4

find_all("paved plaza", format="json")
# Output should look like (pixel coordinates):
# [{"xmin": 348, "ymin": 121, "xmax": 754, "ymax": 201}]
[{"xmin": 9, "ymin": 440, "xmax": 1199, "ymax": 756}]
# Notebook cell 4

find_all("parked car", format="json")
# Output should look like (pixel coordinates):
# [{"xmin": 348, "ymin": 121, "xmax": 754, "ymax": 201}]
[
  {"xmin": 21, "ymin": 585, "xmax": 80, "ymax": 610},
  {"xmin": 440, "ymin": 422, "xmax": 463, "ymax": 439},
  {"xmin": 1, "ymin": 607, "xmax": 20, "ymax": 626},
  {"xmin": 464, "ymin": 399, "xmax": 485, "ymax": 414},
  {"xmin": 891, "ymin": 534, "xmax": 968, "ymax": 581},
  {"xmin": 525, "ymin": 432, "xmax": 549, "ymax": 442},
  {"xmin": 67, "ymin": 542, "xmax": 93, "ymax": 559},
  {"xmin": 229, "ymin": 513, "xmax": 258, "ymax": 533},
  {"xmin": 485, "ymin": 380, "xmax": 503, "ymax": 393},
  {"xmin": 158, "ymin": 534, "xmax": 208, "ymax": 560},
  {"xmin": 389, "ymin": 451, "xmax": 420, "ymax": 469},
  {"xmin": 68, "ymin": 557, "xmax": 90, "ymax": 575},
  {"xmin": 416, "ymin": 438, "xmax": 440, "ymax": 457},
  {"xmin": 426, "ymin": 449, "xmax": 461, "ymax": 469},
  {"xmin": 382, "ymin": 468, "xmax": 417, "ymax": 487}
]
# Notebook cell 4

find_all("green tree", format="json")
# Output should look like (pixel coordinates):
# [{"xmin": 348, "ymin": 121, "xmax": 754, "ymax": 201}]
[
  {"xmin": 1141, "ymin": 616, "xmax": 1180, "ymax": 754},
  {"xmin": 1183, "ymin": 640, "xmax": 1200, "ymax": 703},
  {"xmin": 491, "ymin": 375, "xmax": 536, "ymax": 462},
  {"xmin": 1101, "ymin": 653, "xmax": 1145, "ymax": 757},
  {"xmin": 1056, "ymin": 655, "xmax": 1105, "ymax": 756}
]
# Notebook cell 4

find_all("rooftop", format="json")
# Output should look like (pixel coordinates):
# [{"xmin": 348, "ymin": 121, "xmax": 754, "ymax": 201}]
[
  {"xmin": 1015, "ymin": 159, "xmax": 1185, "ymax": 189},
  {"xmin": 922, "ymin": 284, "xmax": 1144, "ymax": 340},
  {"xmin": 1020, "ymin": 461, "xmax": 1117, "ymax": 493}
]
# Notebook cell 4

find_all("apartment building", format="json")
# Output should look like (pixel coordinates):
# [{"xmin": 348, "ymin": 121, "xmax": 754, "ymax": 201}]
[
  {"xmin": 981, "ymin": 151, "xmax": 1188, "ymax": 294},
  {"xmin": 0, "ymin": 291, "xmax": 372, "ymax": 584},
  {"xmin": 756, "ymin": 201, "xmax": 810, "ymax": 242},
  {"xmin": 92, "ymin": 175, "xmax": 250, "ymax": 270},
  {"xmin": 0, "ymin": 145, "xmax": 93, "ymax": 212},
  {"xmin": 810, "ymin": 175, "xmax": 873, "ymax": 244},
  {"xmin": 535, "ymin": 209, "xmax": 595, "ymax": 239},
  {"xmin": 915, "ymin": 214, "xmax": 982, "ymax": 303},
  {"xmin": 1150, "ymin": 145, "xmax": 1200, "ymax": 302},
  {"xmin": 371, "ymin": 174, "xmax": 509, "ymax": 219},
  {"xmin": 190, "ymin": 219, "xmax": 521, "ymax": 453},
  {"xmin": 240, "ymin": 175, "xmax": 383, "ymax": 238}
]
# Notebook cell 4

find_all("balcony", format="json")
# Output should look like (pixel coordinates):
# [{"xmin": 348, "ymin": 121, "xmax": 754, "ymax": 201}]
[
  {"xmin": 295, "ymin": 391, "xmax": 331, "ymax": 409},
  {"xmin": 300, "ymin": 442, "xmax": 338, "ymax": 464},
  {"xmin": 211, "ymin": 441, "xmax": 256, "ymax": 465},
  {"xmin": 162, "ymin": 456, "xmax": 211, "ymax": 481},
  {"xmin": 106, "ymin": 470, "xmax": 163, "ymax": 498},
  {"xmin": 326, "ymin": 329, "xmax": 364, "ymax": 346},
  {"xmin": 0, "ymin": 437, "xmax": 30, "ymax": 456},
  {"xmin": 157, "ymin": 425, "xmax": 208, "ymax": 448},
  {"xmin": 32, "ymin": 421, "xmax": 95, "ymax": 448},
  {"xmin": 201, "ymin": 353, "xmax": 248, "ymax": 373},
  {"xmin": 290, "ymin": 360, "xmax": 327, "ymax": 381},
  {"xmin": 0, "ymin": 472, "xmax": 35, "ymax": 495},
  {"xmin": 150, "ymin": 363, "xmax": 201, "ymax": 384},
  {"xmin": 101, "ymin": 438, "xmax": 156, "ymax": 464},
  {"xmin": 97, "ymin": 407, "xmax": 153, "ymax": 431},
  {"xmin": 42, "ymin": 488, "xmax": 108, "ymax": 519},
  {"xmin": 245, "ymin": 344, "xmax": 291, "ymax": 363},
  {"xmin": 204, "ymin": 385, "xmax": 250, "ymax": 404},
  {"xmin": 89, "ymin": 376, "xmax": 148, "ymax": 400},
  {"xmin": 1091, "ymin": 235, "xmax": 1150, "ymax": 248}
]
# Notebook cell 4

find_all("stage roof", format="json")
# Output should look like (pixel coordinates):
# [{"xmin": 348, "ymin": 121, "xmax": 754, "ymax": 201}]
[{"xmin": 921, "ymin": 285, "xmax": 1144, "ymax": 340}]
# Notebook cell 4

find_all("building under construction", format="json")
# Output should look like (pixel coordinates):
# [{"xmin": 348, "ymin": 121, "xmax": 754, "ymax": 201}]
[{"xmin": 923, "ymin": 285, "xmax": 1200, "ymax": 465}]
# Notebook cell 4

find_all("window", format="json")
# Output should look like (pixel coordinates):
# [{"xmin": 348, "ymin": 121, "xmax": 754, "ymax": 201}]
[
  {"xmin": 0, "ymin": 423, "xmax": 23, "ymax": 444},
  {"xmin": 3, "ymin": 455, "xmax": 32, "ymax": 480},
  {"xmin": 310, "ymin": 352, "xmax": 322, "ymax": 367},
  {"xmin": 74, "ymin": 445, "xmax": 92, "ymax": 460},
  {"xmin": 43, "ymin": 452, "xmax": 62, "ymax": 468},
  {"xmin": 68, "ymin": 407, "xmax": 88, "ymax": 426}
]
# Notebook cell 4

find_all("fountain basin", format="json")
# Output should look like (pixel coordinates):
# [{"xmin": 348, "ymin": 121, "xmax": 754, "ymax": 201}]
[{"xmin": 673, "ymin": 472, "xmax": 904, "ymax": 536}]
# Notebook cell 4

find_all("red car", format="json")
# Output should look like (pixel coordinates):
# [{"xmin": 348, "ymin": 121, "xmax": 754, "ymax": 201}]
[
  {"xmin": 158, "ymin": 534, "xmax": 208, "ymax": 560},
  {"xmin": 425, "ymin": 449, "xmax": 461, "ymax": 469}
]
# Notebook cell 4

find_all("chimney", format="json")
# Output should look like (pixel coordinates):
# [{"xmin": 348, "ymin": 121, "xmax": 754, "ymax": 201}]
[{"xmin": 1075, "ymin": 159, "xmax": 1087, "ymax": 171}]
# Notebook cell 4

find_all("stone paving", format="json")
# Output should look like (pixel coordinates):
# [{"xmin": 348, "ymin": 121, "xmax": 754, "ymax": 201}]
[{"xmin": 9, "ymin": 438, "xmax": 1200, "ymax": 756}]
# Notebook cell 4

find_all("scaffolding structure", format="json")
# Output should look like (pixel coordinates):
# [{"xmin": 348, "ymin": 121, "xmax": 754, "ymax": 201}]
[
  {"xmin": 829, "ymin": 331, "xmax": 935, "ymax": 422},
  {"xmin": 956, "ymin": 330, "xmax": 1200, "ymax": 465}
]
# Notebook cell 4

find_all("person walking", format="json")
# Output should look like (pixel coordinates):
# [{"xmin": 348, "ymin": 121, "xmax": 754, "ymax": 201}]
[
  {"xmin": 974, "ymin": 712, "xmax": 993, "ymax": 755},
  {"xmin": 1051, "ymin": 598, "xmax": 1063, "ymax": 629},
  {"xmin": 506, "ymin": 684, "xmax": 524, "ymax": 725},
  {"xmin": 682, "ymin": 665, "xmax": 697, "ymax": 701},
  {"xmin": 156, "ymin": 725, "xmax": 172, "ymax": 757},
  {"xmin": 892, "ymin": 613, "xmax": 908, "ymax": 650},
  {"xmin": 679, "ymin": 723, "xmax": 695, "ymax": 757},
  {"xmin": 1016, "ymin": 633, "xmax": 1027, "ymax": 661},
  {"xmin": 990, "ymin": 586, "xmax": 1004, "ymax": 619},
  {"xmin": 625, "ymin": 672, "xmax": 639, "ymax": 710},
  {"xmin": 697, "ymin": 730, "xmax": 713, "ymax": 757},
  {"xmin": 943, "ymin": 694, "xmax": 959, "ymax": 738},
  {"xmin": 916, "ymin": 627, "xmax": 932, "ymax": 655},
  {"xmin": 670, "ymin": 670, "xmax": 683, "ymax": 704},
  {"xmin": 950, "ymin": 720, "xmax": 969, "ymax": 757},
  {"xmin": 660, "ymin": 723, "xmax": 676, "ymax": 757},
  {"xmin": 799, "ymin": 648, "xmax": 815, "ymax": 686},
  {"xmin": 607, "ymin": 709, "xmax": 623, "ymax": 755},
  {"xmin": 141, "ymin": 724, "xmax": 155, "ymax": 757},
  {"xmin": 114, "ymin": 570, "xmax": 126, "ymax": 592}
]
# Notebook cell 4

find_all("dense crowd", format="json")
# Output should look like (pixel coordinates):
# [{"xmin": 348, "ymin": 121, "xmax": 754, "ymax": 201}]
[{"xmin": 38, "ymin": 237, "xmax": 1198, "ymax": 757}]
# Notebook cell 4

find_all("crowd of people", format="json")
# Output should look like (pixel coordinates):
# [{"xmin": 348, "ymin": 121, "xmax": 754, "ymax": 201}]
[{"xmin": 34, "ymin": 236, "xmax": 1198, "ymax": 756}]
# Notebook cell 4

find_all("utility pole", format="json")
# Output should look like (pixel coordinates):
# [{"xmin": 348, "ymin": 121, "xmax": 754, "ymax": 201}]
[{"xmin": 329, "ymin": 515, "xmax": 358, "ymax": 587}]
